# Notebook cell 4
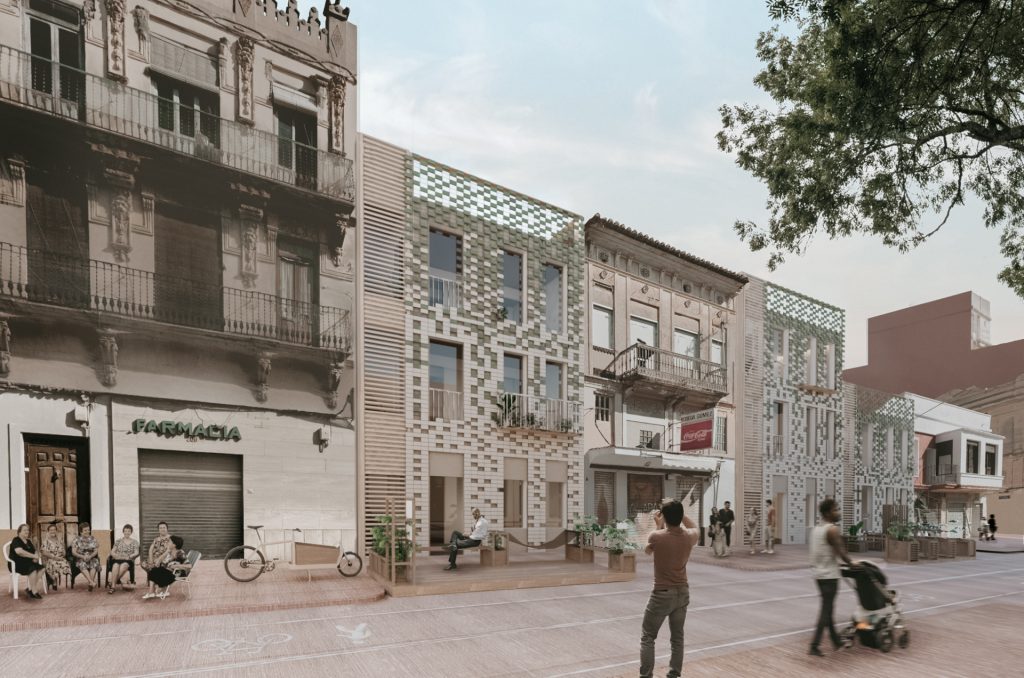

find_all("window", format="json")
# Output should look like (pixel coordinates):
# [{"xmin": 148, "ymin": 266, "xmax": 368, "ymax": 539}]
[
  {"xmin": 631, "ymin": 317, "xmax": 659, "ymax": 349},
  {"xmin": 502, "ymin": 354, "xmax": 523, "ymax": 394},
  {"xmin": 545, "ymin": 361, "xmax": 563, "ymax": 400},
  {"xmin": 885, "ymin": 427, "xmax": 895, "ymax": 467},
  {"xmin": 155, "ymin": 76, "xmax": 220, "ymax": 145},
  {"xmin": 639, "ymin": 429, "xmax": 656, "ymax": 448},
  {"xmin": 28, "ymin": 1, "xmax": 84, "ymax": 104},
  {"xmin": 501, "ymin": 251, "xmax": 523, "ymax": 323},
  {"xmin": 277, "ymin": 240, "xmax": 314, "ymax": 325},
  {"xmin": 503, "ymin": 480, "xmax": 524, "ymax": 528},
  {"xmin": 805, "ymin": 336, "xmax": 817, "ymax": 385},
  {"xmin": 861, "ymin": 423, "xmax": 874, "ymax": 467},
  {"xmin": 546, "ymin": 481, "xmax": 565, "ymax": 527},
  {"xmin": 772, "ymin": 402, "xmax": 785, "ymax": 456},
  {"xmin": 806, "ymin": 406, "xmax": 817, "ymax": 456},
  {"xmin": 714, "ymin": 416, "xmax": 727, "ymax": 451},
  {"xmin": 543, "ymin": 263, "xmax": 563, "ymax": 333},
  {"xmin": 825, "ymin": 411, "xmax": 835, "ymax": 459},
  {"xmin": 592, "ymin": 305, "xmax": 614, "ymax": 350},
  {"xmin": 276, "ymin": 106, "xmax": 317, "ymax": 190},
  {"xmin": 711, "ymin": 338, "xmax": 724, "ymax": 365},
  {"xmin": 428, "ymin": 229, "xmax": 462, "ymax": 307},
  {"xmin": 825, "ymin": 343, "xmax": 836, "ymax": 389},
  {"xmin": 772, "ymin": 328, "xmax": 787, "ymax": 379},
  {"xmin": 428, "ymin": 341, "xmax": 462, "ymax": 420},
  {"xmin": 595, "ymin": 393, "xmax": 611, "ymax": 422},
  {"xmin": 985, "ymin": 444, "xmax": 997, "ymax": 475},
  {"xmin": 966, "ymin": 440, "xmax": 980, "ymax": 474},
  {"xmin": 673, "ymin": 329, "xmax": 698, "ymax": 358},
  {"xmin": 935, "ymin": 440, "xmax": 953, "ymax": 474}
]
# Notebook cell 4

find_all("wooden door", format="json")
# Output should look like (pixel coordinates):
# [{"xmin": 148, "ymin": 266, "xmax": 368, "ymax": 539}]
[{"xmin": 25, "ymin": 441, "xmax": 82, "ymax": 543}]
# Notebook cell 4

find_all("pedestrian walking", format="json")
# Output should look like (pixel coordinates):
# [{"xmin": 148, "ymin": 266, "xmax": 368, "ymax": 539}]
[
  {"xmin": 745, "ymin": 508, "xmax": 760, "ymax": 555},
  {"xmin": 640, "ymin": 499, "xmax": 700, "ymax": 678},
  {"xmin": 808, "ymin": 498, "xmax": 853, "ymax": 656},
  {"xmin": 762, "ymin": 500, "xmax": 776, "ymax": 554},
  {"xmin": 988, "ymin": 514, "xmax": 997, "ymax": 541},
  {"xmin": 719, "ymin": 501, "xmax": 735, "ymax": 555}
]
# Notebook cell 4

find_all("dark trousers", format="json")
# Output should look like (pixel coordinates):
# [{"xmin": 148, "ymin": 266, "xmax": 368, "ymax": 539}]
[
  {"xmin": 811, "ymin": 578, "xmax": 841, "ymax": 649},
  {"xmin": 640, "ymin": 585, "xmax": 689, "ymax": 678},
  {"xmin": 448, "ymin": 531, "xmax": 480, "ymax": 566},
  {"xmin": 723, "ymin": 525, "xmax": 732, "ymax": 547}
]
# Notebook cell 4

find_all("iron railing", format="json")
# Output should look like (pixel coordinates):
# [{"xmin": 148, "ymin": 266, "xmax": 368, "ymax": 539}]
[
  {"xmin": 0, "ymin": 46, "xmax": 354, "ymax": 201},
  {"xmin": 428, "ymin": 275, "xmax": 463, "ymax": 309},
  {"xmin": 770, "ymin": 434, "xmax": 783, "ymax": 457},
  {"xmin": 428, "ymin": 388, "xmax": 463, "ymax": 421},
  {"xmin": 613, "ymin": 343, "xmax": 728, "ymax": 394},
  {"xmin": 0, "ymin": 242, "xmax": 349, "ymax": 350},
  {"xmin": 926, "ymin": 463, "xmax": 960, "ymax": 486},
  {"xmin": 493, "ymin": 393, "xmax": 582, "ymax": 434}
]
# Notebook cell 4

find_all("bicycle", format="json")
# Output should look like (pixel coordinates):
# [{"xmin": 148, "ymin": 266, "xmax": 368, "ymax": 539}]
[{"xmin": 223, "ymin": 525, "xmax": 362, "ymax": 582}]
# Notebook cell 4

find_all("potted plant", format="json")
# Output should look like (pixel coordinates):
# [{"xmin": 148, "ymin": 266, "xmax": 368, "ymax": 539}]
[
  {"xmin": 601, "ymin": 521, "xmax": 638, "ymax": 573},
  {"xmin": 884, "ymin": 520, "xmax": 919, "ymax": 564},
  {"xmin": 369, "ymin": 515, "xmax": 413, "ymax": 582},
  {"xmin": 495, "ymin": 305, "xmax": 509, "ymax": 321},
  {"xmin": 845, "ymin": 521, "xmax": 864, "ymax": 552},
  {"xmin": 567, "ymin": 515, "xmax": 600, "ymax": 563}
]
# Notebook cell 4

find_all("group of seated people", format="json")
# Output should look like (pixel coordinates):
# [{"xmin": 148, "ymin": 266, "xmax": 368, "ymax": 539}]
[{"xmin": 8, "ymin": 520, "xmax": 191, "ymax": 601}]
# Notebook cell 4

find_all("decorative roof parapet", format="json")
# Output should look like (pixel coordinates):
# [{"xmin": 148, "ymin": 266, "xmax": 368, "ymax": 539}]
[{"xmin": 151, "ymin": 0, "xmax": 356, "ymax": 77}]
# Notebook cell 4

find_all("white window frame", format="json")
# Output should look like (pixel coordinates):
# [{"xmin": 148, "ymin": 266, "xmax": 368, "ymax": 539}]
[
  {"xmin": 501, "ymin": 248, "xmax": 525, "ymax": 324},
  {"xmin": 543, "ymin": 262, "xmax": 565, "ymax": 334},
  {"xmin": 592, "ymin": 304, "xmax": 614, "ymax": 351},
  {"xmin": 805, "ymin": 336, "xmax": 818, "ymax": 386}
]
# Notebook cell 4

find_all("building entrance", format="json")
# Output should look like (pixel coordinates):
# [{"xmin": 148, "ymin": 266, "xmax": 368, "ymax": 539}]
[{"xmin": 24, "ymin": 436, "xmax": 89, "ymax": 543}]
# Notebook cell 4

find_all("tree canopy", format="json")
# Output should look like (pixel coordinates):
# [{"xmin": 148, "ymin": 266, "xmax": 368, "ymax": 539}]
[{"xmin": 718, "ymin": 0, "xmax": 1024, "ymax": 296}]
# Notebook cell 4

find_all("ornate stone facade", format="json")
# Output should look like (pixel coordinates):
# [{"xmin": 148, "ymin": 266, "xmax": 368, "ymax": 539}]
[
  {"xmin": 235, "ymin": 36, "xmax": 255, "ymax": 124},
  {"xmin": 104, "ymin": 0, "xmax": 126, "ymax": 81}
]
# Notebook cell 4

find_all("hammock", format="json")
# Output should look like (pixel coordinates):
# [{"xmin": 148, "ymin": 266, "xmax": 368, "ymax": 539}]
[{"xmin": 505, "ymin": 530, "xmax": 571, "ymax": 550}]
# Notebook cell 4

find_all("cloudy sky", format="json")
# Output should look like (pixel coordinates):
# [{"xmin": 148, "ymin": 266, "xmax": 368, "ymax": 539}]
[{"xmin": 327, "ymin": 0, "xmax": 1024, "ymax": 366}]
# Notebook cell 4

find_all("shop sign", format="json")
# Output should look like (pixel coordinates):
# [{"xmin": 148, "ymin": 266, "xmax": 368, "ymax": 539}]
[
  {"xmin": 680, "ymin": 417, "xmax": 714, "ymax": 452},
  {"xmin": 131, "ymin": 418, "xmax": 241, "ymax": 441}
]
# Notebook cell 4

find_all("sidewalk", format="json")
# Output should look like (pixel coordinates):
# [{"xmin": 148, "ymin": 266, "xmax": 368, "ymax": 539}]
[
  {"xmin": 0, "ymin": 561, "xmax": 385, "ymax": 632},
  {"xmin": 686, "ymin": 543, "xmax": 876, "ymax": 571},
  {"xmin": 975, "ymin": 533, "xmax": 1024, "ymax": 553}
]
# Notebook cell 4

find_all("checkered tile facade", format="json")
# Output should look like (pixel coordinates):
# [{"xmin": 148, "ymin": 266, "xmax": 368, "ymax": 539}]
[
  {"xmin": 850, "ymin": 386, "xmax": 916, "ymax": 529},
  {"xmin": 405, "ymin": 155, "xmax": 585, "ymax": 546}
]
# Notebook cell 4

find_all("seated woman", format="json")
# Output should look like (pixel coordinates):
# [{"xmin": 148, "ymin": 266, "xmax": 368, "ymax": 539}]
[
  {"xmin": 10, "ymin": 523, "xmax": 46, "ymax": 599},
  {"xmin": 71, "ymin": 522, "xmax": 101, "ymax": 591},
  {"xmin": 108, "ymin": 523, "xmax": 140, "ymax": 593},
  {"xmin": 144, "ymin": 535, "xmax": 190, "ymax": 600},
  {"xmin": 143, "ymin": 521, "xmax": 172, "ymax": 572},
  {"xmin": 40, "ymin": 523, "xmax": 71, "ymax": 590}
]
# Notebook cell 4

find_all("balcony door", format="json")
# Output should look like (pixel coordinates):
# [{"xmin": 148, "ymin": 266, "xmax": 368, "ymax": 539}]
[
  {"xmin": 25, "ymin": 166, "xmax": 89, "ymax": 307},
  {"xmin": 28, "ymin": 0, "xmax": 84, "ymax": 115},
  {"xmin": 154, "ymin": 203, "xmax": 223, "ymax": 329},
  {"xmin": 276, "ymin": 106, "xmax": 318, "ymax": 191},
  {"xmin": 277, "ymin": 239, "xmax": 316, "ymax": 343}
]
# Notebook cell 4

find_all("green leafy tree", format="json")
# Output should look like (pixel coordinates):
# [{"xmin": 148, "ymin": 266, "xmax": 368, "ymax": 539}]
[{"xmin": 718, "ymin": 0, "xmax": 1024, "ymax": 296}]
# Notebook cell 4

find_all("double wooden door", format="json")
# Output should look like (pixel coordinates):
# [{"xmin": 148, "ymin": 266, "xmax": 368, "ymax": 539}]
[{"xmin": 25, "ymin": 439, "xmax": 86, "ymax": 543}]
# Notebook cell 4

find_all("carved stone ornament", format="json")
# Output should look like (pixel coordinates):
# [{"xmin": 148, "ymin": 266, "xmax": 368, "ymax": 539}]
[
  {"xmin": 104, "ymin": 0, "xmax": 127, "ymax": 81},
  {"xmin": 239, "ymin": 205, "xmax": 262, "ymax": 287},
  {"xmin": 110, "ymin": 189, "xmax": 131, "ymax": 261},
  {"xmin": 328, "ymin": 74, "xmax": 346, "ymax": 154},
  {"xmin": 331, "ymin": 214, "xmax": 353, "ymax": 266},
  {"xmin": 255, "ymin": 352, "xmax": 272, "ymax": 402},
  {"xmin": 132, "ymin": 6, "xmax": 149, "ymax": 53},
  {"xmin": 236, "ymin": 0, "xmax": 252, "ymax": 17},
  {"xmin": 325, "ymin": 361, "xmax": 344, "ymax": 408},
  {"xmin": 0, "ymin": 158, "xmax": 26, "ymax": 207},
  {"xmin": 83, "ymin": 0, "xmax": 97, "ymax": 24},
  {"xmin": 235, "ymin": 37, "xmax": 255, "ymax": 124},
  {"xmin": 98, "ymin": 332, "xmax": 118, "ymax": 387},
  {"xmin": 0, "ymin": 320, "xmax": 10, "ymax": 378}
]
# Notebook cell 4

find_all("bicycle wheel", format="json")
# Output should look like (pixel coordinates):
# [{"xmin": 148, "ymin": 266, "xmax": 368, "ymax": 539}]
[
  {"xmin": 224, "ymin": 545, "xmax": 266, "ymax": 582},
  {"xmin": 337, "ymin": 551, "xmax": 363, "ymax": 577}
]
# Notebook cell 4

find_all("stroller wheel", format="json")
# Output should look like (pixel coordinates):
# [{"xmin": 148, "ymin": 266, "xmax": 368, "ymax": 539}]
[
  {"xmin": 878, "ymin": 628, "xmax": 894, "ymax": 653},
  {"xmin": 898, "ymin": 630, "xmax": 910, "ymax": 648}
]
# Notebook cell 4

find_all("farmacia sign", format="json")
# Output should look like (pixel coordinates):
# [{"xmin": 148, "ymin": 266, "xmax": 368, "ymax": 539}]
[{"xmin": 131, "ymin": 418, "xmax": 241, "ymax": 441}]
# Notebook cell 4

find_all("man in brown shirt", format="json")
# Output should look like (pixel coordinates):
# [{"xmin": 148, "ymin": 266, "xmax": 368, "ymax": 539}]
[{"xmin": 640, "ymin": 499, "xmax": 700, "ymax": 678}]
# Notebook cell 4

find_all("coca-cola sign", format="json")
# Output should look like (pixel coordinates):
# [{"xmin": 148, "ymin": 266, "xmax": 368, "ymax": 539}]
[{"xmin": 680, "ymin": 418, "xmax": 714, "ymax": 451}]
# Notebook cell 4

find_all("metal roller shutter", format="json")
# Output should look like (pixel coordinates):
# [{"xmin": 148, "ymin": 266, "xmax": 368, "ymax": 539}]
[{"xmin": 139, "ymin": 450, "xmax": 242, "ymax": 559}]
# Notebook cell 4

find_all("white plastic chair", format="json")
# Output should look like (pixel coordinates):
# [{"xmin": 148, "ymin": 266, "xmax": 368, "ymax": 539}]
[{"xmin": 4, "ymin": 540, "xmax": 48, "ymax": 599}]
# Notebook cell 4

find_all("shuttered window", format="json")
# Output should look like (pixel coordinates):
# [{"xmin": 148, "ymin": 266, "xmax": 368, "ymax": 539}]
[
  {"xmin": 151, "ymin": 36, "xmax": 218, "ymax": 89},
  {"xmin": 594, "ymin": 471, "xmax": 616, "ymax": 525}
]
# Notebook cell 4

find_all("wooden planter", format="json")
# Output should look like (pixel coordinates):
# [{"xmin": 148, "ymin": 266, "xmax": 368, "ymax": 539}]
[
  {"xmin": 845, "ymin": 536, "xmax": 863, "ymax": 553},
  {"xmin": 916, "ymin": 536, "xmax": 938, "ymax": 559},
  {"xmin": 955, "ymin": 538, "xmax": 976, "ymax": 558},
  {"xmin": 608, "ymin": 551, "xmax": 637, "ymax": 573},
  {"xmin": 368, "ymin": 551, "xmax": 412, "ymax": 582},
  {"xmin": 884, "ymin": 538, "xmax": 918, "ymax": 564},
  {"xmin": 566, "ymin": 545, "xmax": 595, "ymax": 563},
  {"xmin": 481, "ymin": 547, "xmax": 509, "ymax": 567},
  {"xmin": 938, "ymin": 538, "xmax": 957, "ymax": 558}
]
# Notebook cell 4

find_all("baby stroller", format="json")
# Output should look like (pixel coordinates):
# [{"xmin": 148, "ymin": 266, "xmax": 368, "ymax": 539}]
[{"xmin": 838, "ymin": 561, "xmax": 909, "ymax": 653}]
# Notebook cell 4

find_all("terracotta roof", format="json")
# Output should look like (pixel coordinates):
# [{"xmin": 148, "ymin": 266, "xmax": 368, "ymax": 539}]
[{"xmin": 585, "ymin": 214, "xmax": 749, "ymax": 285}]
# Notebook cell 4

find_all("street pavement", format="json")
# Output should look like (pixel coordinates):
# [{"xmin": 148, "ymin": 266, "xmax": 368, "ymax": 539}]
[{"xmin": 1, "ymin": 548, "xmax": 1021, "ymax": 677}]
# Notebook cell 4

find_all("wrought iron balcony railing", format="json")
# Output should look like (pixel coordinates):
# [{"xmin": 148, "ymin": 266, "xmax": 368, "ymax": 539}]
[
  {"xmin": 0, "ymin": 46, "xmax": 354, "ymax": 202},
  {"xmin": 428, "ymin": 387, "xmax": 463, "ymax": 421},
  {"xmin": 613, "ymin": 343, "xmax": 728, "ymax": 396},
  {"xmin": 428, "ymin": 275, "xmax": 464, "ymax": 309},
  {"xmin": 925, "ymin": 463, "xmax": 960, "ymax": 486},
  {"xmin": 493, "ymin": 392, "xmax": 582, "ymax": 434},
  {"xmin": 0, "ymin": 242, "xmax": 349, "ymax": 351}
]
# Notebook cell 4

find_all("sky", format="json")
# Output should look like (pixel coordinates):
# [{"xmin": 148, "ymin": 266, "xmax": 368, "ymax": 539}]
[{"xmin": 316, "ymin": 0, "xmax": 1024, "ymax": 367}]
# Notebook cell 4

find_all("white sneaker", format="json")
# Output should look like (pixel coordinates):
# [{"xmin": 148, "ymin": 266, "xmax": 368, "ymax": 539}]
[
  {"xmin": 157, "ymin": 591, "xmax": 169, "ymax": 600},
  {"xmin": 142, "ymin": 592, "xmax": 155, "ymax": 600}
]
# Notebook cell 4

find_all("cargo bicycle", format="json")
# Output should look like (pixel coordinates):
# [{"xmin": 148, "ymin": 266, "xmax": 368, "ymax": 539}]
[{"xmin": 223, "ymin": 525, "xmax": 362, "ymax": 582}]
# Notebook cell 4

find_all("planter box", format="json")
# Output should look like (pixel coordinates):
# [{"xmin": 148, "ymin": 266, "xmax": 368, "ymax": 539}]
[
  {"xmin": 884, "ymin": 538, "xmax": 918, "ymax": 564},
  {"xmin": 845, "ymin": 537, "xmax": 863, "ymax": 553},
  {"xmin": 480, "ymin": 548, "xmax": 509, "ymax": 567},
  {"xmin": 917, "ymin": 536, "xmax": 939, "ymax": 560},
  {"xmin": 608, "ymin": 551, "xmax": 637, "ymax": 573},
  {"xmin": 368, "ymin": 551, "xmax": 412, "ymax": 582},
  {"xmin": 955, "ymin": 538, "xmax": 976, "ymax": 558},
  {"xmin": 565, "ymin": 545, "xmax": 595, "ymax": 563},
  {"xmin": 938, "ymin": 538, "xmax": 957, "ymax": 558}
]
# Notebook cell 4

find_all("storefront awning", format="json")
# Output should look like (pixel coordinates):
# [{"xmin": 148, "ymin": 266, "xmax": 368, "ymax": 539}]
[{"xmin": 586, "ymin": 446, "xmax": 722, "ymax": 473}]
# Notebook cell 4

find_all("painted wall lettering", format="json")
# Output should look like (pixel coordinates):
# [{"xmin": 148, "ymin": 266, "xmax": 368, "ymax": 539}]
[{"xmin": 130, "ymin": 418, "xmax": 241, "ymax": 441}]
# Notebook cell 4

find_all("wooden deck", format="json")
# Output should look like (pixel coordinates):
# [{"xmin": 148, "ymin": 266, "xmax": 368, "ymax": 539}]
[{"xmin": 370, "ymin": 548, "xmax": 636, "ymax": 597}]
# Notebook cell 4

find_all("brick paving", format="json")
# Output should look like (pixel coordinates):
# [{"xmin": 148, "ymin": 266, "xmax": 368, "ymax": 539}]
[{"xmin": 0, "ymin": 560, "xmax": 385, "ymax": 633}]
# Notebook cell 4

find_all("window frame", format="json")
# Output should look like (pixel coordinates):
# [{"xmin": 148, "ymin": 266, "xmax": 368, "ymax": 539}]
[
  {"xmin": 592, "ymin": 304, "xmax": 614, "ymax": 351},
  {"xmin": 501, "ymin": 249, "xmax": 525, "ymax": 324},
  {"xmin": 502, "ymin": 353, "xmax": 524, "ymax": 395},
  {"xmin": 594, "ymin": 392, "xmax": 612, "ymax": 422},
  {"xmin": 966, "ymin": 440, "xmax": 980, "ymax": 474},
  {"xmin": 543, "ymin": 262, "xmax": 565, "ymax": 334}
]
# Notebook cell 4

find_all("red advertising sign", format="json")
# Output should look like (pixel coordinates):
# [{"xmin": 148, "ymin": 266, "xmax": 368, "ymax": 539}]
[{"xmin": 680, "ymin": 418, "xmax": 714, "ymax": 451}]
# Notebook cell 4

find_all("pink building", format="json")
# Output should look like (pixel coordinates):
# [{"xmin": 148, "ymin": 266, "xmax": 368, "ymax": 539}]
[{"xmin": 845, "ymin": 292, "xmax": 1024, "ymax": 534}]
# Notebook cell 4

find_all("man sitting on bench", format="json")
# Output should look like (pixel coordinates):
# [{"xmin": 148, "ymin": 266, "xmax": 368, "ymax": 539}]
[{"xmin": 445, "ymin": 507, "xmax": 489, "ymax": 571}]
